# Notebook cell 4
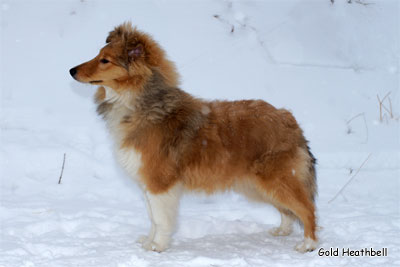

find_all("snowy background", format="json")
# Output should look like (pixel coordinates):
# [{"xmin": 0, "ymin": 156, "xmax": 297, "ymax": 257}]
[{"xmin": 1, "ymin": 0, "xmax": 399, "ymax": 266}]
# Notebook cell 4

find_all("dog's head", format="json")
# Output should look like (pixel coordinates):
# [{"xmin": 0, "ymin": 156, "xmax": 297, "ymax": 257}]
[{"xmin": 70, "ymin": 22, "xmax": 178, "ymax": 93}]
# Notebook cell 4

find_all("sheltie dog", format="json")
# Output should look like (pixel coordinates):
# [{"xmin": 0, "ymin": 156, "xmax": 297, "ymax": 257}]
[{"xmin": 70, "ymin": 22, "xmax": 317, "ymax": 253}]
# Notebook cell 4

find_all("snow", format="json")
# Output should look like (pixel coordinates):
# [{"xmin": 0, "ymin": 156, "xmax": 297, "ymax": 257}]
[{"xmin": 1, "ymin": 0, "xmax": 399, "ymax": 266}]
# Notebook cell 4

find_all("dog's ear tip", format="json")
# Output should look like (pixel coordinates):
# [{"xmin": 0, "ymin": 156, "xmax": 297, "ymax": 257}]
[{"xmin": 106, "ymin": 22, "xmax": 134, "ymax": 44}]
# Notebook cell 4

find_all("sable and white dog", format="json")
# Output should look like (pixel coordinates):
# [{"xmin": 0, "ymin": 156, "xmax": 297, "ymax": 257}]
[{"xmin": 70, "ymin": 22, "xmax": 318, "ymax": 253}]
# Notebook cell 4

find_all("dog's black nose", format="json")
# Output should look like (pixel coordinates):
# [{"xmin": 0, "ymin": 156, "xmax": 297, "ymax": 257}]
[{"xmin": 69, "ymin": 67, "xmax": 77, "ymax": 77}]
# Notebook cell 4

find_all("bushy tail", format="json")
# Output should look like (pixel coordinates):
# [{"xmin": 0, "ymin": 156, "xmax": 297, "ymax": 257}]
[{"xmin": 306, "ymin": 143, "xmax": 317, "ymax": 202}]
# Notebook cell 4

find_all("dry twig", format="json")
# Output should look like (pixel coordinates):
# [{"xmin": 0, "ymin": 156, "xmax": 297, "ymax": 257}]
[
  {"xmin": 332, "ymin": 0, "xmax": 374, "ymax": 6},
  {"xmin": 58, "ymin": 153, "xmax": 66, "ymax": 184},
  {"xmin": 328, "ymin": 153, "xmax": 372, "ymax": 203},
  {"xmin": 377, "ymin": 92, "xmax": 394, "ymax": 122},
  {"xmin": 346, "ymin": 112, "xmax": 369, "ymax": 143},
  {"xmin": 354, "ymin": 0, "xmax": 374, "ymax": 6}
]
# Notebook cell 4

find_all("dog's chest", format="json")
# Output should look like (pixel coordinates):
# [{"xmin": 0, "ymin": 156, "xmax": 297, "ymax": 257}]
[
  {"xmin": 115, "ymin": 146, "xmax": 142, "ymax": 179},
  {"xmin": 103, "ymin": 103, "xmax": 143, "ymax": 179}
]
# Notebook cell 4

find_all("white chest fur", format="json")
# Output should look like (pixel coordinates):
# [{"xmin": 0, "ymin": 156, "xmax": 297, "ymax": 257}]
[
  {"xmin": 101, "ymin": 87, "xmax": 143, "ymax": 181},
  {"xmin": 115, "ymin": 147, "xmax": 142, "ymax": 179}
]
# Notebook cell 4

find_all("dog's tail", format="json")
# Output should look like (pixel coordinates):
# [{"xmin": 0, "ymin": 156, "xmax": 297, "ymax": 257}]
[{"xmin": 305, "ymin": 143, "xmax": 317, "ymax": 202}]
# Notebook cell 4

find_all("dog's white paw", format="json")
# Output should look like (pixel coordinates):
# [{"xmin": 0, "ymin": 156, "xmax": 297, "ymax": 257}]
[
  {"xmin": 269, "ymin": 227, "xmax": 292, "ymax": 236},
  {"xmin": 136, "ymin": 235, "xmax": 151, "ymax": 245},
  {"xmin": 295, "ymin": 237, "xmax": 317, "ymax": 253},
  {"xmin": 142, "ymin": 241, "xmax": 169, "ymax": 252}
]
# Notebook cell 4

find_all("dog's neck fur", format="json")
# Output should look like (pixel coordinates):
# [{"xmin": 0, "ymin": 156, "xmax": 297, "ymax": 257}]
[
  {"xmin": 95, "ymin": 69, "xmax": 200, "ymax": 126},
  {"xmin": 95, "ymin": 68, "xmax": 207, "ymax": 163}
]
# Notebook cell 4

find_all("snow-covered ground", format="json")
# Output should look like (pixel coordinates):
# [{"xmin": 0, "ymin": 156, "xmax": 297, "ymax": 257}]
[{"xmin": 1, "ymin": 0, "xmax": 399, "ymax": 266}]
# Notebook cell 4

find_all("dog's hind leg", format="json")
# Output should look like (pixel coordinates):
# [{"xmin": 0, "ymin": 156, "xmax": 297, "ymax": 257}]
[
  {"xmin": 263, "ymin": 177, "xmax": 317, "ymax": 252},
  {"xmin": 269, "ymin": 208, "xmax": 295, "ymax": 236},
  {"xmin": 142, "ymin": 183, "xmax": 183, "ymax": 252},
  {"xmin": 275, "ymin": 186, "xmax": 317, "ymax": 252}
]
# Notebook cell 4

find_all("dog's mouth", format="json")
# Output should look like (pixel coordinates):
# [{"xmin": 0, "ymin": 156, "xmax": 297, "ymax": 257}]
[{"xmin": 89, "ymin": 80, "xmax": 103, "ymax": 84}]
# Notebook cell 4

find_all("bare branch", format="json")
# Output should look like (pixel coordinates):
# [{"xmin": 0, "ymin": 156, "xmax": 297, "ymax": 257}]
[
  {"xmin": 58, "ymin": 153, "xmax": 66, "ymax": 184},
  {"xmin": 377, "ymin": 92, "xmax": 396, "ymax": 123},
  {"xmin": 377, "ymin": 95, "xmax": 383, "ymax": 122},
  {"xmin": 361, "ymin": 113, "xmax": 368, "ymax": 143},
  {"xmin": 354, "ymin": 0, "xmax": 374, "ymax": 6},
  {"xmin": 381, "ymin": 91, "xmax": 391, "ymax": 103},
  {"xmin": 346, "ymin": 112, "xmax": 364, "ymax": 124},
  {"xmin": 388, "ymin": 97, "xmax": 393, "ymax": 118},
  {"xmin": 328, "ymin": 153, "xmax": 372, "ymax": 203},
  {"xmin": 346, "ymin": 112, "xmax": 368, "ymax": 143},
  {"xmin": 382, "ymin": 103, "xmax": 392, "ymax": 115}
]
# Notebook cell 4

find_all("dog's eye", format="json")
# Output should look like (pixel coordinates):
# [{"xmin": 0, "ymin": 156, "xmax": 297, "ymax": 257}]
[{"xmin": 100, "ymin": 59, "xmax": 109, "ymax": 64}]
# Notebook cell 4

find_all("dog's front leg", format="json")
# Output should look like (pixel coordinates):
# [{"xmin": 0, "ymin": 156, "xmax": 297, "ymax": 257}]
[
  {"xmin": 137, "ymin": 192, "xmax": 156, "ymax": 246},
  {"xmin": 141, "ymin": 183, "xmax": 182, "ymax": 252}
]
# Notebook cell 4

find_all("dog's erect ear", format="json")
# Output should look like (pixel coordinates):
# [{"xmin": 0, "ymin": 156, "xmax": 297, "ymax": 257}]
[
  {"xmin": 106, "ymin": 27, "xmax": 123, "ymax": 43},
  {"xmin": 106, "ymin": 22, "xmax": 133, "ymax": 43},
  {"xmin": 128, "ymin": 44, "xmax": 144, "ymax": 60}
]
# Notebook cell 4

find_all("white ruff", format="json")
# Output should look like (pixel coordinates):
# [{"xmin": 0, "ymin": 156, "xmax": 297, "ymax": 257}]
[
  {"xmin": 116, "ymin": 148, "xmax": 142, "ymax": 178},
  {"xmin": 101, "ymin": 86, "xmax": 142, "ymax": 181}
]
